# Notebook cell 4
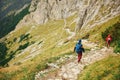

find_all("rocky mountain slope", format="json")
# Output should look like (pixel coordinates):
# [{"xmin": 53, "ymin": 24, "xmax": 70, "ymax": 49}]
[
  {"xmin": 0, "ymin": 0, "xmax": 120, "ymax": 80},
  {"xmin": 35, "ymin": 40, "xmax": 116, "ymax": 80},
  {"xmin": 16, "ymin": 0, "xmax": 120, "ymax": 30},
  {"xmin": 0, "ymin": 0, "xmax": 120, "ymax": 37}
]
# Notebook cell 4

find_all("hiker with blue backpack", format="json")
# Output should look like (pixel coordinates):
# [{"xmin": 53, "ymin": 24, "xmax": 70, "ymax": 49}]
[{"xmin": 74, "ymin": 39, "xmax": 85, "ymax": 63}]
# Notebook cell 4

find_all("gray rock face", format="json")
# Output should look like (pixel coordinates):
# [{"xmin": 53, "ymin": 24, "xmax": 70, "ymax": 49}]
[
  {"xmin": 77, "ymin": 0, "xmax": 120, "ymax": 30},
  {"xmin": 0, "ymin": 0, "xmax": 120, "ymax": 34},
  {"xmin": 16, "ymin": 0, "xmax": 79, "ymax": 28},
  {"xmin": 16, "ymin": 0, "xmax": 120, "ymax": 31}
]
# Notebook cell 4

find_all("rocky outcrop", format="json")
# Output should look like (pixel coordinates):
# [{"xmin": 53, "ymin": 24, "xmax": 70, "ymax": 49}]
[
  {"xmin": 0, "ymin": 0, "xmax": 120, "ymax": 36},
  {"xmin": 16, "ymin": 0, "xmax": 120, "ymax": 31},
  {"xmin": 16, "ymin": 0, "xmax": 78, "ymax": 28},
  {"xmin": 77, "ymin": 0, "xmax": 120, "ymax": 30}
]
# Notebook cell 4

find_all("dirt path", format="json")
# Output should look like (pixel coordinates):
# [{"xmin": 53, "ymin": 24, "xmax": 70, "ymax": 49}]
[{"xmin": 35, "ymin": 40, "xmax": 115, "ymax": 80}]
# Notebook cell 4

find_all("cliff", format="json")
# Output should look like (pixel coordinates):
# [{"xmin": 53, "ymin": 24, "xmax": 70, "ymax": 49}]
[{"xmin": 16, "ymin": 0, "xmax": 120, "ymax": 31}]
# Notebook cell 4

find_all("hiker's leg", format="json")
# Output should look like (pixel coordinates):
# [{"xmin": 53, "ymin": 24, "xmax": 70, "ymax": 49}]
[
  {"xmin": 106, "ymin": 41, "xmax": 109, "ymax": 48},
  {"xmin": 108, "ymin": 41, "xmax": 110, "ymax": 47},
  {"xmin": 78, "ymin": 53, "xmax": 82, "ymax": 63},
  {"xmin": 78, "ymin": 54, "xmax": 80, "ymax": 63},
  {"xmin": 107, "ymin": 41, "xmax": 110, "ymax": 48}
]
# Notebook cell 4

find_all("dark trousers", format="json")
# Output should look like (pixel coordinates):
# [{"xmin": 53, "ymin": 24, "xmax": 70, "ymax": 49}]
[{"xmin": 107, "ymin": 40, "xmax": 111, "ymax": 48}]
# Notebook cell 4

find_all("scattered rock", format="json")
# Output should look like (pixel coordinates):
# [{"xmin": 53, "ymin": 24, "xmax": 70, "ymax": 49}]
[{"xmin": 35, "ymin": 40, "xmax": 115, "ymax": 80}]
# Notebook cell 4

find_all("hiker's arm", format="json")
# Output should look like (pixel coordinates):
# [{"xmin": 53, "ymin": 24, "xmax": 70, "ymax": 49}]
[
  {"xmin": 82, "ymin": 45, "xmax": 85, "ymax": 52},
  {"xmin": 74, "ymin": 47, "xmax": 76, "ymax": 52},
  {"xmin": 82, "ymin": 48, "xmax": 85, "ymax": 52}
]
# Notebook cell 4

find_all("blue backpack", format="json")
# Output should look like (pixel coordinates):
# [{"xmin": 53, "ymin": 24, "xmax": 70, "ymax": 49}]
[{"xmin": 75, "ymin": 43, "xmax": 83, "ymax": 53}]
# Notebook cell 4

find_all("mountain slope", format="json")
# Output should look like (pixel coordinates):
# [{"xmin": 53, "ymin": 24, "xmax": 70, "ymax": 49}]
[
  {"xmin": 35, "ymin": 40, "xmax": 117, "ymax": 80},
  {"xmin": 0, "ymin": 0, "xmax": 31, "ymax": 38},
  {"xmin": 78, "ymin": 54, "xmax": 120, "ymax": 80},
  {"xmin": 16, "ymin": 0, "xmax": 120, "ymax": 30},
  {"xmin": 0, "ymin": 0, "xmax": 120, "ymax": 80}
]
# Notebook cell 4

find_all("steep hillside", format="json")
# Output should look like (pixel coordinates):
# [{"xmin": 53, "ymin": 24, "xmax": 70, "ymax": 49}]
[
  {"xmin": 0, "ymin": 0, "xmax": 120, "ymax": 38},
  {"xmin": 0, "ymin": 0, "xmax": 120, "ymax": 80},
  {"xmin": 0, "ymin": 0, "xmax": 31, "ymax": 38},
  {"xmin": 0, "ymin": 15, "xmax": 77, "ymax": 79}
]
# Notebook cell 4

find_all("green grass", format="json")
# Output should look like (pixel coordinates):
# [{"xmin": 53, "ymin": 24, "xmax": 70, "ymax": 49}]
[
  {"xmin": 80, "ymin": 14, "xmax": 120, "ymax": 47},
  {"xmin": 0, "ymin": 13, "xmax": 77, "ymax": 80},
  {"xmin": 102, "ymin": 22, "xmax": 120, "ymax": 53},
  {"xmin": 0, "ymin": 10, "xmax": 119, "ymax": 80},
  {"xmin": 0, "ymin": 51, "xmax": 73, "ymax": 80},
  {"xmin": 77, "ymin": 15, "xmax": 120, "ymax": 80},
  {"xmin": 78, "ymin": 55, "xmax": 120, "ymax": 80},
  {"xmin": 0, "ymin": 42, "xmax": 8, "ymax": 66}
]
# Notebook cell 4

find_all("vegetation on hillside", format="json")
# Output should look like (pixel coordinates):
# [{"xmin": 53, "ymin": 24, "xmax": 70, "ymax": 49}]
[
  {"xmin": 0, "ymin": 42, "xmax": 8, "ymax": 66},
  {"xmin": 81, "ymin": 15, "xmax": 120, "ymax": 48},
  {"xmin": 77, "ymin": 15, "xmax": 120, "ymax": 80},
  {"xmin": 102, "ymin": 22, "xmax": 120, "ymax": 53},
  {"xmin": 0, "ymin": 5, "xmax": 30, "ymax": 38},
  {"xmin": 0, "ymin": 14, "xmax": 76, "ymax": 79},
  {"xmin": 78, "ymin": 55, "xmax": 120, "ymax": 80},
  {"xmin": 0, "ymin": 7, "xmax": 120, "ymax": 80}
]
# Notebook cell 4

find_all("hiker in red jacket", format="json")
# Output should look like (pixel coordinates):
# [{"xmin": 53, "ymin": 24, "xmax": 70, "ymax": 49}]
[{"xmin": 106, "ymin": 34, "xmax": 112, "ymax": 48}]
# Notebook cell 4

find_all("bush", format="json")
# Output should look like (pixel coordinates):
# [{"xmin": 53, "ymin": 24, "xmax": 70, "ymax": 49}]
[
  {"xmin": 0, "ymin": 42, "xmax": 8, "ymax": 60},
  {"xmin": 19, "ymin": 33, "xmax": 30, "ymax": 42},
  {"xmin": 18, "ymin": 42, "xmax": 30, "ymax": 50},
  {"xmin": 13, "ymin": 37, "xmax": 17, "ymax": 42},
  {"xmin": 114, "ymin": 41, "xmax": 120, "ymax": 53}
]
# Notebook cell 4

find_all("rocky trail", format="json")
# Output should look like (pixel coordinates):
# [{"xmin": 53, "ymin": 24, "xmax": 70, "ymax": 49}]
[{"xmin": 35, "ymin": 40, "xmax": 115, "ymax": 80}]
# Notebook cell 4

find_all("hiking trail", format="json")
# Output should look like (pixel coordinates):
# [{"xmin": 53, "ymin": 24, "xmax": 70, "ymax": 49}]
[{"xmin": 35, "ymin": 40, "xmax": 115, "ymax": 80}]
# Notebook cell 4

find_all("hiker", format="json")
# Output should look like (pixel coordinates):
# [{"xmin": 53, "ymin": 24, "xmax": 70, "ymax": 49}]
[
  {"xmin": 74, "ymin": 39, "xmax": 85, "ymax": 63},
  {"xmin": 106, "ymin": 34, "xmax": 112, "ymax": 48}
]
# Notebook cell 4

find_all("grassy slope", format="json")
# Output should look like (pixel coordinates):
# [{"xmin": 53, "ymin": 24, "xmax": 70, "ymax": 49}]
[
  {"xmin": 0, "ymin": 14, "xmax": 77, "ymax": 80},
  {"xmin": 82, "ymin": 15, "xmax": 120, "ymax": 46},
  {"xmin": 78, "ymin": 55, "xmax": 120, "ymax": 80},
  {"xmin": 78, "ymin": 15, "xmax": 120, "ymax": 80},
  {"xmin": 0, "ymin": 12, "xmax": 120, "ymax": 80}
]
